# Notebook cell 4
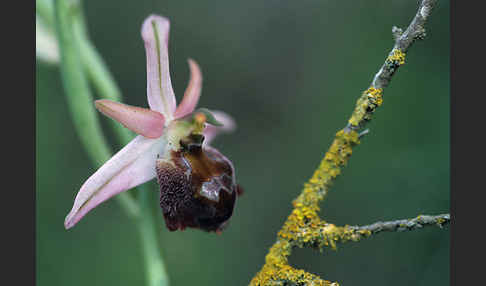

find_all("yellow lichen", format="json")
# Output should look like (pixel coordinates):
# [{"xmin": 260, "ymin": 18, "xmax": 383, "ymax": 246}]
[
  {"xmin": 365, "ymin": 87, "xmax": 384, "ymax": 107},
  {"xmin": 250, "ymin": 126, "xmax": 365, "ymax": 285},
  {"xmin": 250, "ymin": 237, "xmax": 338, "ymax": 286},
  {"xmin": 348, "ymin": 87, "xmax": 383, "ymax": 127},
  {"xmin": 250, "ymin": 77, "xmax": 381, "ymax": 286},
  {"xmin": 387, "ymin": 49, "xmax": 406, "ymax": 65},
  {"xmin": 251, "ymin": 262, "xmax": 338, "ymax": 286}
]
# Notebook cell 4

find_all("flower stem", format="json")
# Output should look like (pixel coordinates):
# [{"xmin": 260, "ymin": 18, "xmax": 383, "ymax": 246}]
[
  {"xmin": 137, "ymin": 185, "xmax": 170, "ymax": 286},
  {"xmin": 36, "ymin": 0, "xmax": 134, "ymax": 146},
  {"xmin": 73, "ymin": 14, "xmax": 135, "ymax": 146},
  {"xmin": 36, "ymin": 0, "xmax": 54, "ymax": 27}
]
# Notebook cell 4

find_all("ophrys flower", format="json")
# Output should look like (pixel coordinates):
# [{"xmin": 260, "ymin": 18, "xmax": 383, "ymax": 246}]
[{"xmin": 65, "ymin": 14, "xmax": 240, "ymax": 232}]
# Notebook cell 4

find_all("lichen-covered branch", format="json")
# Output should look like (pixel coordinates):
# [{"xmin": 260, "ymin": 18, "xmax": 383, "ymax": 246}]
[
  {"xmin": 291, "ymin": 214, "xmax": 450, "ymax": 251},
  {"xmin": 249, "ymin": 1, "xmax": 442, "ymax": 285}
]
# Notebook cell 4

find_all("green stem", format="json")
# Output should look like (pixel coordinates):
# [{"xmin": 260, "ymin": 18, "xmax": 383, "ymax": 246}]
[
  {"xmin": 72, "ymin": 10, "xmax": 134, "ymax": 146},
  {"xmin": 36, "ymin": 0, "xmax": 54, "ymax": 27},
  {"xmin": 74, "ymin": 11, "xmax": 121, "ymax": 101},
  {"xmin": 53, "ymin": 0, "xmax": 139, "ymax": 219},
  {"xmin": 138, "ymin": 185, "xmax": 170, "ymax": 286},
  {"xmin": 36, "ymin": 0, "xmax": 133, "ymax": 145}
]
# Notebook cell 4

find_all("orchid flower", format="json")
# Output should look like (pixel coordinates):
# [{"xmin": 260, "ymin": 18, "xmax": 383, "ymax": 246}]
[{"xmin": 65, "ymin": 14, "xmax": 240, "ymax": 232}]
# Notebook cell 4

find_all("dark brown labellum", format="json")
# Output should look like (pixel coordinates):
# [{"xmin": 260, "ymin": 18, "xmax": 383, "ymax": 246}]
[{"xmin": 156, "ymin": 135, "xmax": 240, "ymax": 232}]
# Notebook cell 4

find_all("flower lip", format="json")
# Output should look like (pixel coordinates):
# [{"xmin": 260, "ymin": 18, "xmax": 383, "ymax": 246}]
[{"xmin": 157, "ymin": 141, "xmax": 238, "ymax": 232}]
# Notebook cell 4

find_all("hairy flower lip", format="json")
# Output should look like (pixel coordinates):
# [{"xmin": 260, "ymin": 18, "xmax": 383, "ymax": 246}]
[
  {"xmin": 157, "ymin": 144, "xmax": 238, "ymax": 232},
  {"xmin": 64, "ymin": 14, "xmax": 237, "ymax": 230}
]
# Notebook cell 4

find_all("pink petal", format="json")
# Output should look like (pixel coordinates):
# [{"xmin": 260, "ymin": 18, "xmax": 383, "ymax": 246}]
[
  {"xmin": 95, "ymin": 99, "xmax": 165, "ymax": 138},
  {"xmin": 174, "ymin": 59, "xmax": 203, "ymax": 119},
  {"xmin": 203, "ymin": 110, "xmax": 236, "ymax": 145},
  {"xmin": 64, "ymin": 135, "xmax": 168, "ymax": 229},
  {"xmin": 141, "ymin": 15, "xmax": 176, "ymax": 120}
]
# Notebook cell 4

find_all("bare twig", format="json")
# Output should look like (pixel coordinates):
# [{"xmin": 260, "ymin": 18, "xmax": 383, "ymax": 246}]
[
  {"xmin": 349, "ymin": 214, "xmax": 450, "ymax": 235},
  {"xmin": 346, "ymin": 0, "xmax": 437, "ymax": 132},
  {"xmin": 249, "ymin": 1, "xmax": 443, "ymax": 285},
  {"xmin": 371, "ymin": 0, "xmax": 436, "ymax": 90},
  {"xmin": 358, "ymin": 128, "xmax": 370, "ymax": 138}
]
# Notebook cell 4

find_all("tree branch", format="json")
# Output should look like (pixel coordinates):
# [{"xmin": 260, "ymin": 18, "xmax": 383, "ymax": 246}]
[
  {"xmin": 249, "ymin": 1, "xmax": 443, "ymax": 285},
  {"xmin": 293, "ymin": 214, "xmax": 450, "ymax": 251},
  {"xmin": 349, "ymin": 214, "xmax": 450, "ymax": 235},
  {"xmin": 370, "ymin": 0, "xmax": 436, "ymax": 91},
  {"xmin": 346, "ymin": 0, "xmax": 437, "ymax": 132}
]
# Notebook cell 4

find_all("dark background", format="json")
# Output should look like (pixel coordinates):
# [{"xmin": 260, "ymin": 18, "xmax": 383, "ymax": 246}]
[{"xmin": 36, "ymin": 0, "xmax": 449, "ymax": 285}]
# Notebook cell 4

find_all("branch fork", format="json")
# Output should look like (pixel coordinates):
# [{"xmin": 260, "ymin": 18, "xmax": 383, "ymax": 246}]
[{"xmin": 250, "ymin": 1, "xmax": 445, "ymax": 285}]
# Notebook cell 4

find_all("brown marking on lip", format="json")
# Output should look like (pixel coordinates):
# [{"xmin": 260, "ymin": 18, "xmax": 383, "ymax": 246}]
[{"xmin": 156, "ymin": 134, "xmax": 238, "ymax": 232}]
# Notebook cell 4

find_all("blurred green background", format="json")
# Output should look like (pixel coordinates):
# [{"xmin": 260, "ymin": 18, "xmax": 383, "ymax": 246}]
[{"xmin": 36, "ymin": 0, "xmax": 449, "ymax": 285}]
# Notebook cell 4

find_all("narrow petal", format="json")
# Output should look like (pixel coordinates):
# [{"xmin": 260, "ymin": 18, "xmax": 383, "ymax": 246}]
[
  {"xmin": 203, "ymin": 110, "xmax": 236, "ymax": 145},
  {"xmin": 64, "ymin": 135, "xmax": 168, "ymax": 229},
  {"xmin": 95, "ymin": 99, "xmax": 165, "ymax": 138},
  {"xmin": 141, "ymin": 15, "xmax": 176, "ymax": 120},
  {"xmin": 174, "ymin": 59, "xmax": 203, "ymax": 119}
]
